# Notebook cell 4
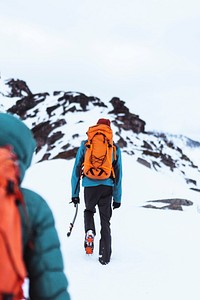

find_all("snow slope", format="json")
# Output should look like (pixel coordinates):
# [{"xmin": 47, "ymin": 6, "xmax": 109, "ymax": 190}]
[
  {"xmin": 22, "ymin": 152, "xmax": 200, "ymax": 300},
  {"xmin": 2, "ymin": 76, "xmax": 200, "ymax": 299}
]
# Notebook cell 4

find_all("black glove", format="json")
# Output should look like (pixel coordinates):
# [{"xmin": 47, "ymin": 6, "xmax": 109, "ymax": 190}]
[
  {"xmin": 71, "ymin": 197, "xmax": 80, "ymax": 207},
  {"xmin": 113, "ymin": 201, "xmax": 121, "ymax": 209}
]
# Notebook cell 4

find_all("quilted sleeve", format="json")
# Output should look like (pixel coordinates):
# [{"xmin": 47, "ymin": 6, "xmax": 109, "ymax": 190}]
[
  {"xmin": 20, "ymin": 188, "xmax": 70, "ymax": 300},
  {"xmin": 112, "ymin": 146, "xmax": 122, "ymax": 203}
]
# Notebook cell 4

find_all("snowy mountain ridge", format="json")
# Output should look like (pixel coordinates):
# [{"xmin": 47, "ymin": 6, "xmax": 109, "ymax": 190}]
[{"xmin": 0, "ymin": 77, "xmax": 200, "ymax": 194}]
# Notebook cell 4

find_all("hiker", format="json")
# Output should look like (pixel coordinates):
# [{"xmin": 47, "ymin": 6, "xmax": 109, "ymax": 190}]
[
  {"xmin": 71, "ymin": 118, "xmax": 122, "ymax": 265},
  {"xmin": 0, "ymin": 112, "xmax": 70, "ymax": 300}
]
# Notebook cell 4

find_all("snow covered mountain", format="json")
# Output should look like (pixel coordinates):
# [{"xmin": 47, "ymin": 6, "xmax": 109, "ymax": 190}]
[
  {"xmin": 1, "ymin": 77, "xmax": 200, "ymax": 299},
  {"xmin": 0, "ymin": 77, "xmax": 200, "ymax": 196}
]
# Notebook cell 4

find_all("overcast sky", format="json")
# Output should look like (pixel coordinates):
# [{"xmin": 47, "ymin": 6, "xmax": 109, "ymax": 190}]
[{"xmin": 0, "ymin": 0, "xmax": 200, "ymax": 139}]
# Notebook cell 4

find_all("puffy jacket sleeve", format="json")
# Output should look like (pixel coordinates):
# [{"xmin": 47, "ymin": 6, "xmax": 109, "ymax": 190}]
[
  {"xmin": 71, "ymin": 141, "xmax": 85, "ymax": 198},
  {"xmin": 20, "ymin": 188, "xmax": 70, "ymax": 300},
  {"xmin": 113, "ymin": 145, "xmax": 122, "ymax": 203}
]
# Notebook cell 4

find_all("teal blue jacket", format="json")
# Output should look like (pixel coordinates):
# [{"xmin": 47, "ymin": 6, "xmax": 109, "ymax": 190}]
[
  {"xmin": 71, "ymin": 140, "xmax": 122, "ymax": 203},
  {"xmin": 0, "ymin": 113, "xmax": 70, "ymax": 300}
]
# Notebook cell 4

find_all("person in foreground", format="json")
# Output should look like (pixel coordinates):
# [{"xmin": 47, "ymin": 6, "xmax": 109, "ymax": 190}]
[
  {"xmin": 71, "ymin": 118, "xmax": 122, "ymax": 265},
  {"xmin": 0, "ymin": 112, "xmax": 70, "ymax": 300}
]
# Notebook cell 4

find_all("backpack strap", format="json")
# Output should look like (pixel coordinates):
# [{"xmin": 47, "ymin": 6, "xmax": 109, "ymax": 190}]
[{"xmin": 110, "ymin": 144, "xmax": 117, "ymax": 180}]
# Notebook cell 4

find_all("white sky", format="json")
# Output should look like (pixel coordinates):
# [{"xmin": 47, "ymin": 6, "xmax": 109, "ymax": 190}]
[{"xmin": 1, "ymin": 0, "xmax": 200, "ymax": 139}]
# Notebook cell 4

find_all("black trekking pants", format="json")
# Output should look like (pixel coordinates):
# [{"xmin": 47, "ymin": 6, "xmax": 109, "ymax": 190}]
[{"xmin": 84, "ymin": 185, "xmax": 113, "ymax": 263}]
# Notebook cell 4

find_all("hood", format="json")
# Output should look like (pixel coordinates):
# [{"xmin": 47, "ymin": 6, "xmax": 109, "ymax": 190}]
[{"xmin": 0, "ymin": 113, "xmax": 36, "ymax": 181}]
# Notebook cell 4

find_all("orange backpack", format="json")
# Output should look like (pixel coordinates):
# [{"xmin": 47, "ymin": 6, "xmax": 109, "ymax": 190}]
[
  {"xmin": 0, "ymin": 146, "xmax": 26, "ymax": 300},
  {"xmin": 83, "ymin": 124, "xmax": 116, "ymax": 180}
]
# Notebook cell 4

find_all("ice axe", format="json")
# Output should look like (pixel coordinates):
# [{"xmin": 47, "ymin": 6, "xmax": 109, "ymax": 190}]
[{"xmin": 67, "ymin": 203, "xmax": 78, "ymax": 237}]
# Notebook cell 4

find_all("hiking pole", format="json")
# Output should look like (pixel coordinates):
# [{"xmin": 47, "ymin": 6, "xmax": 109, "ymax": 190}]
[{"xmin": 67, "ymin": 203, "xmax": 78, "ymax": 237}]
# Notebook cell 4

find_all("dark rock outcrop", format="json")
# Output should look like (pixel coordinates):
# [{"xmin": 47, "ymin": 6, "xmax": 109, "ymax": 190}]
[
  {"xmin": 143, "ymin": 198, "xmax": 193, "ymax": 211},
  {"xmin": 109, "ymin": 97, "xmax": 146, "ymax": 133},
  {"xmin": 6, "ymin": 78, "xmax": 32, "ymax": 97}
]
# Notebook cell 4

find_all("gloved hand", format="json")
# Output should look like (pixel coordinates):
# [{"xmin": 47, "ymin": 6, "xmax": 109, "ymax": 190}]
[
  {"xmin": 71, "ymin": 197, "xmax": 80, "ymax": 207},
  {"xmin": 113, "ymin": 201, "xmax": 121, "ymax": 209}
]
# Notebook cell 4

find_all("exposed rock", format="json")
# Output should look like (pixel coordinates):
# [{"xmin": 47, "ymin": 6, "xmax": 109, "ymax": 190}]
[
  {"xmin": 142, "ymin": 140, "xmax": 153, "ymax": 150},
  {"xmin": 190, "ymin": 188, "xmax": 200, "ymax": 192},
  {"xmin": 116, "ymin": 136, "xmax": 127, "ymax": 148},
  {"xmin": 152, "ymin": 161, "xmax": 161, "ymax": 170},
  {"xmin": 47, "ymin": 131, "xmax": 65, "ymax": 150},
  {"xmin": 109, "ymin": 97, "xmax": 129, "ymax": 114},
  {"xmin": 160, "ymin": 153, "xmax": 176, "ymax": 171},
  {"xmin": 8, "ymin": 93, "xmax": 48, "ymax": 119},
  {"xmin": 53, "ymin": 148, "xmax": 79, "ymax": 160},
  {"xmin": 70, "ymin": 93, "xmax": 89, "ymax": 111},
  {"xmin": 137, "ymin": 157, "xmax": 151, "ymax": 168},
  {"xmin": 32, "ymin": 119, "xmax": 66, "ymax": 152},
  {"xmin": 143, "ymin": 203, "xmax": 183, "ymax": 211},
  {"xmin": 185, "ymin": 178, "xmax": 197, "ymax": 186},
  {"xmin": 109, "ymin": 97, "xmax": 146, "ymax": 133},
  {"xmin": 143, "ymin": 198, "xmax": 193, "ymax": 211},
  {"xmin": 57, "ymin": 92, "xmax": 107, "ymax": 111},
  {"xmin": 47, "ymin": 104, "xmax": 60, "ymax": 116},
  {"xmin": 142, "ymin": 150, "xmax": 160, "ymax": 158},
  {"xmin": 6, "ymin": 78, "xmax": 32, "ymax": 97}
]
